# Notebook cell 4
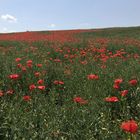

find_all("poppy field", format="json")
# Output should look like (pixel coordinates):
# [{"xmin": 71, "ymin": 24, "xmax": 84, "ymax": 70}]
[{"xmin": 0, "ymin": 27, "xmax": 140, "ymax": 139}]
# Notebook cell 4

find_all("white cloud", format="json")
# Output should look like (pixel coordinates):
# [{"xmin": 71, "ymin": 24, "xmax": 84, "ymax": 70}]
[
  {"xmin": 1, "ymin": 14, "xmax": 17, "ymax": 23},
  {"xmin": 47, "ymin": 24, "xmax": 56, "ymax": 28}
]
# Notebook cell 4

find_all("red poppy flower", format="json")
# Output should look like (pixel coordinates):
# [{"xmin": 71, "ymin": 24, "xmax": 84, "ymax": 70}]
[
  {"xmin": 114, "ymin": 78, "xmax": 123, "ymax": 85},
  {"xmin": 105, "ymin": 96, "xmax": 119, "ymax": 102},
  {"xmin": 113, "ymin": 84, "xmax": 120, "ymax": 89},
  {"xmin": 58, "ymin": 81, "xmax": 64, "ymax": 85},
  {"xmin": 9, "ymin": 74, "xmax": 20, "ymax": 80},
  {"xmin": 26, "ymin": 60, "xmax": 32, "ymax": 64},
  {"xmin": 29, "ymin": 84, "xmax": 36, "ymax": 91},
  {"xmin": 37, "ymin": 86, "xmax": 45, "ymax": 90},
  {"xmin": 80, "ymin": 60, "xmax": 88, "ymax": 65},
  {"xmin": 23, "ymin": 95, "xmax": 31, "ymax": 101},
  {"xmin": 121, "ymin": 90, "xmax": 128, "ymax": 97},
  {"xmin": 0, "ymin": 91, "xmax": 4, "ymax": 97},
  {"xmin": 87, "ymin": 74, "xmax": 99, "ymax": 80},
  {"xmin": 54, "ymin": 59, "xmax": 61, "ymax": 63},
  {"xmin": 53, "ymin": 80, "xmax": 59, "ymax": 85},
  {"xmin": 53, "ymin": 80, "xmax": 64, "ymax": 85},
  {"xmin": 64, "ymin": 54, "xmax": 69, "ymax": 58},
  {"xmin": 129, "ymin": 79, "xmax": 138, "ymax": 86},
  {"xmin": 34, "ymin": 72, "xmax": 41, "ymax": 77},
  {"xmin": 27, "ymin": 63, "xmax": 32, "ymax": 68},
  {"xmin": 22, "ymin": 66, "xmax": 27, "ymax": 72},
  {"xmin": 15, "ymin": 57, "xmax": 21, "ymax": 62},
  {"xmin": 26, "ymin": 60, "xmax": 33, "ymax": 68},
  {"xmin": 37, "ymin": 79, "xmax": 44, "ymax": 85},
  {"xmin": 73, "ymin": 96, "xmax": 88, "ymax": 105},
  {"xmin": 121, "ymin": 120, "xmax": 138, "ymax": 133},
  {"xmin": 17, "ymin": 63, "xmax": 22, "ymax": 68},
  {"xmin": 36, "ymin": 64, "xmax": 42, "ymax": 67}
]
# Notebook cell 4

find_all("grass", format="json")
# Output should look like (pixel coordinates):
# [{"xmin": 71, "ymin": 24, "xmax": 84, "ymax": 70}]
[
  {"xmin": 77, "ymin": 26, "xmax": 140, "ymax": 40},
  {"xmin": 0, "ymin": 27, "xmax": 140, "ymax": 139}
]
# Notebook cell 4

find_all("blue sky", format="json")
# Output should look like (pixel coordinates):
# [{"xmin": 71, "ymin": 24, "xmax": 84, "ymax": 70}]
[{"xmin": 0, "ymin": 0, "xmax": 140, "ymax": 33}]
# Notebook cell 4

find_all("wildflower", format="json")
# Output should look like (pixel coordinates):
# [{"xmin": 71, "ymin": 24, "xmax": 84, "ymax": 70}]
[
  {"xmin": 54, "ymin": 59, "xmax": 61, "ymax": 63},
  {"xmin": 64, "ymin": 54, "xmax": 69, "ymax": 58},
  {"xmin": 9, "ymin": 74, "xmax": 20, "ymax": 80},
  {"xmin": 129, "ymin": 79, "xmax": 138, "ymax": 86},
  {"xmin": 121, "ymin": 120, "xmax": 138, "ymax": 133},
  {"xmin": 121, "ymin": 90, "xmax": 128, "ymax": 97},
  {"xmin": 26, "ymin": 60, "xmax": 33, "ymax": 68},
  {"xmin": 37, "ymin": 86, "xmax": 45, "ymax": 90},
  {"xmin": 22, "ymin": 66, "xmax": 27, "ymax": 72},
  {"xmin": 53, "ymin": 80, "xmax": 59, "ymax": 85},
  {"xmin": 105, "ymin": 96, "xmax": 119, "ymax": 102},
  {"xmin": 80, "ymin": 60, "xmax": 87, "ymax": 65},
  {"xmin": 34, "ymin": 72, "xmax": 41, "ymax": 77},
  {"xmin": 47, "ymin": 52, "xmax": 50, "ymax": 55},
  {"xmin": 58, "ymin": 81, "xmax": 64, "ymax": 85},
  {"xmin": 87, "ymin": 74, "xmax": 99, "ymax": 80},
  {"xmin": 73, "ymin": 96, "xmax": 88, "ymax": 105},
  {"xmin": 114, "ymin": 78, "xmax": 123, "ymax": 85},
  {"xmin": 17, "ymin": 63, "xmax": 22, "ymax": 68},
  {"xmin": 27, "ymin": 63, "xmax": 32, "ymax": 68},
  {"xmin": 23, "ymin": 95, "xmax": 31, "ymax": 101},
  {"xmin": 29, "ymin": 84, "xmax": 36, "ymax": 91},
  {"xmin": 36, "ymin": 64, "xmax": 42, "ymax": 67},
  {"xmin": 0, "ymin": 91, "xmax": 4, "ymax": 97},
  {"xmin": 26, "ymin": 60, "xmax": 32, "ymax": 64},
  {"xmin": 15, "ymin": 57, "xmax": 21, "ymax": 62},
  {"xmin": 53, "ymin": 80, "xmax": 64, "ymax": 85},
  {"xmin": 37, "ymin": 79, "xmax": 44, "ymax": 85},
  {"xmin": 113, "ymin": 84, "xmax": 120, "ymax": 89}
]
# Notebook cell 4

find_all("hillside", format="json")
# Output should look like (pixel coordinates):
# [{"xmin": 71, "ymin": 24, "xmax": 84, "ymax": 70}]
[
  {"xmin": 0, "ymin": 26, "xmax": 140, "ymax": 42},
  {"xmin": 0, "ymin": 26, "xmax": 140, "ymax": 139}
]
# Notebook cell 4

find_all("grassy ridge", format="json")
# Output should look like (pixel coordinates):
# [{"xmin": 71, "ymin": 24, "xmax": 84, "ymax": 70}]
[
  {"xmin": 0, "ymin": 27, "xmax": 140, "ymax": 139},
  {"xmin": 77, "ymin": 26, "xmax": 140, "ymax": 39}
]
